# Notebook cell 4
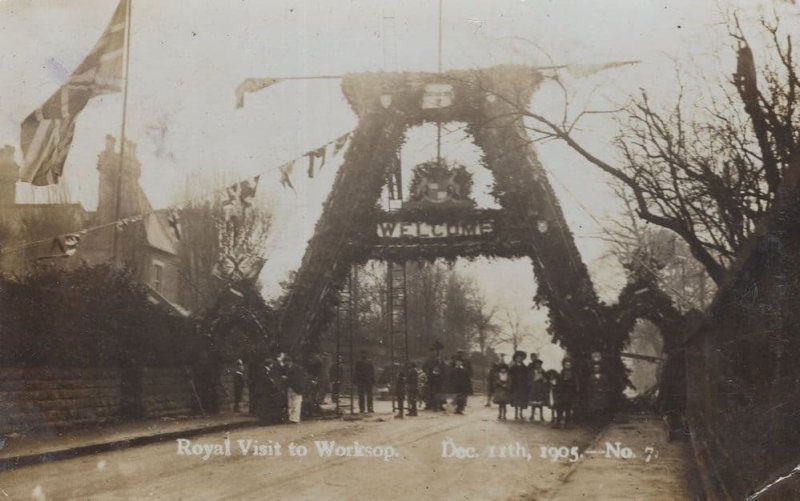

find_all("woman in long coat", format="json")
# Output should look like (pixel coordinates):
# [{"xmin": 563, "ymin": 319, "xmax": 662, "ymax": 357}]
[
  {"xmin": 255, "ymin": 358, "xmax": 285, "ymax": 425},
  {"xmin": 508, "ymin": 351, "xmax": 529, "ymax": 420}
]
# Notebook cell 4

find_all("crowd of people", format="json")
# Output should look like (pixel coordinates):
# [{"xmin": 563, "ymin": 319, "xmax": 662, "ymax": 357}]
[
  {"xmin": 331, "ymin": 347, "xmax": 475, "ymax": 419},
  {"xmin": 417, "ymin": 347, "xmax": 474, "ymax": 415},
  {"xmin": 487, "ymin": 350, "xmax": 579, "ymax": 428},
  {"xmin": 233, "ymin": 346, "xmax": 594, "ymax": 429},
  {"xmin": 233, "ymin": 353, "xmax": 321, "ymax": 425}
]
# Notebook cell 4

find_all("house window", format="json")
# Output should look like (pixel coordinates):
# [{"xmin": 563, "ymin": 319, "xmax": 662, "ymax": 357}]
[{"xmin": 152, "ymin": 260, "xmax": 164, "ymax": 293}]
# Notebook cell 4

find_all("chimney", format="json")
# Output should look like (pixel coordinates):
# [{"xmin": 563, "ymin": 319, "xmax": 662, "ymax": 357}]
[{"xmin": 96, "ymin": 135, "xmax": 143, "ymax": 223}]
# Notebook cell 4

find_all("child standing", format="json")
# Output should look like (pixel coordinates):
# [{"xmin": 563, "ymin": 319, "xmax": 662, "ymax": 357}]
[
  {"xmin": 528, "ymin": 359, "xmax": 548, "ymax": 422},
  {"xmin": 493, "ymin": 363, "xmax": 510, "ymax": 420}
]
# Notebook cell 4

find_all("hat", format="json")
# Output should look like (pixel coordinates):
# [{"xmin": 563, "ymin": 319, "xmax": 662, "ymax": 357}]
[
  {"xmin": 513, "ymin": 350, "xmax": 526, "ymax": 361},
  {"xmin": 533, "ymin": 359, "xmax": 543, "ymax": 366}
]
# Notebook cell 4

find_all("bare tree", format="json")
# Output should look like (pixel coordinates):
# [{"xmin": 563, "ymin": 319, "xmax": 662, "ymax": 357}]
[
  {"xmin": 467, "ymin": 291, "xmax": 501, "ymax": 356},
  {"xmin": 178, "ymin": 179, "xmax": 272, "ymax": 312},
  {"xmin": 480, "ymin": 13, "xmax": 799, "ymax": 286},
  {"xmin": 351, "ymin": 261, "xmax": 504, "ymax": 357},
  {"xmin": 604, "ymin": 184, "xmax": 716, "ymax": 311},
  {"xmin": 499, "ymin": 307, "xmax": 527, "ymax": 352}
]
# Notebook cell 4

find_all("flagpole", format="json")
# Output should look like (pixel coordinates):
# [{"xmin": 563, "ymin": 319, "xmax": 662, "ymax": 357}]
[
  {"xmin": 436, "ymin": 0, "xmax": 443, "ymax": 164},
  {"xmin": 112, "ymin": 0, "xmax": 133, "ymax": 264}
]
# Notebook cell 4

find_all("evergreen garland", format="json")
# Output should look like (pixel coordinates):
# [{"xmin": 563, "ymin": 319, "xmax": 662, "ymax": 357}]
[{"xmin": 278, "ymin": 67, "xmax": 687, "ymax": 412}]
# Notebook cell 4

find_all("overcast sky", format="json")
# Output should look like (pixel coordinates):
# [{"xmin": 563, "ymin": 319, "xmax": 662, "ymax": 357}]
[{"xmin": 1, "ymin": 0, "xmax": 793, "ymax": 363}]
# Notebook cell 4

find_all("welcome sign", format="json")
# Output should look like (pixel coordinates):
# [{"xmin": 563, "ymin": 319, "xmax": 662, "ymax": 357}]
[{"xmin": 376, "ymin": 220, "xmax": 494, "ymax": 239}]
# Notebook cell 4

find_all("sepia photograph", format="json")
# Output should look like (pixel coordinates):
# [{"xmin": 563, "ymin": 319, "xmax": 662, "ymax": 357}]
[{"xmin": 0, "ymin": 0, "xmax": 799, "ymax": 499}]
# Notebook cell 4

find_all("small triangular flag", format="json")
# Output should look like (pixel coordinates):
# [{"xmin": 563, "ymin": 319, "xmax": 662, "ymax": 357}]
[
  {"xmin": 51, "ymin": 233, "xmax": 82, "ymax": 257},
  {"xmin": 314, "ymin": 146, "xmax": 327, "ymax": 170},
  {"xmin": 333, "ymin": 132, "xmax": 350, "ymax": 156},
  {"xmin": 235, "ymin": 78, "xmax": 282, "ymax": 109},
  {"xmin": 279, "ymin": 161, "xmax": 296, "ymax": 192},
  {"xmin": 167, "ymin": 209, "xmax": 182, "ymax": 240},
  {"xmin": 306, "ymin": 145, "xmax": 327, "ymax": 178}
]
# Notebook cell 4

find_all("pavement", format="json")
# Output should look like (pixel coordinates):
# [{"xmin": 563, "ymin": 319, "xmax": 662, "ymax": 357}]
[
  {"xmin": 0, "ymin": 413, "xmax": 258, "ymax": 471},
  {"xmin": 544, "ymin": 413, "xmax": 698, "ymax": 500},
  {"xmin": 0, "ymin": 401, "xmax": 698, "ymax": 500}
]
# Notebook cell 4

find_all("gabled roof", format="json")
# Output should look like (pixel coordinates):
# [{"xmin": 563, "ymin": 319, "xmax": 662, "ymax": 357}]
[{"xmin": 143, "ymin": 212, "xmax": 178, "ymax": 255}]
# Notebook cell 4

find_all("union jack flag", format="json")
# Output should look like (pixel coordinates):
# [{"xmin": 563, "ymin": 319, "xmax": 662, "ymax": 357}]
[
  {"xmin": 19, "ymin": 0, "xmax": 128, "ymax": 186},
  {"xmin": 212, "ymin": 253, "xmax": 266, "ymax": 283}
]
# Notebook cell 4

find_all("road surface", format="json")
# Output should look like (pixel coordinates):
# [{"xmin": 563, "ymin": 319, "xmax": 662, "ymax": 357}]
[{"xmin": 0, "ymin": 402, "xmax": 691, "ymax": 500}]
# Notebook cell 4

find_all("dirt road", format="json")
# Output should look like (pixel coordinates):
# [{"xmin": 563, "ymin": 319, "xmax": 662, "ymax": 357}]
[{"xmin": 0, "ymin": 404, "xmax": 692, "ymax": 500}]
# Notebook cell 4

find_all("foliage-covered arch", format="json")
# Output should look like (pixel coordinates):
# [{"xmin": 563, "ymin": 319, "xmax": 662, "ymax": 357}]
[{"xmin": 276, "ymin": 65, "xmax": 642, "ymax": 399}]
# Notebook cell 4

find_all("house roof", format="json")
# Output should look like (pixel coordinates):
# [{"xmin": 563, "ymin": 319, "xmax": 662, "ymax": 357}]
[{"xmin": 143, "ymin": 212, "xmax": 178, "ymax": 255}]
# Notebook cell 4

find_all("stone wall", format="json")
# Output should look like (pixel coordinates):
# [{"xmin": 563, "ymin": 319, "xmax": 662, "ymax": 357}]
[
  {"xmin": 0, "ymin": 365, "xmax": 244, "ymax": 436},
  {"xmin": 216, "ymin": 366, "xmax": 243, "ymax": 413},
  {"xmin": 139, "ymin": 367, "xmax": 199, "ymax": 418},
  {"xmin": 0, "ymin": 367, "xmax": 122, "ymax": 436}
]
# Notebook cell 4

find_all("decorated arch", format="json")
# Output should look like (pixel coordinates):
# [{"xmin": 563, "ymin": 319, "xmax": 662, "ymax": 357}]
[{"xmin": 277, "ymin": 65, "xmax": 617, "ymax": 395}]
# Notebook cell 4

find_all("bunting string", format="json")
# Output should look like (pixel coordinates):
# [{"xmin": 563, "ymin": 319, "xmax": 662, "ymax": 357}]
[{"xmin": 0, "ymin": 130, "xmax": 353, "ymax": 258}]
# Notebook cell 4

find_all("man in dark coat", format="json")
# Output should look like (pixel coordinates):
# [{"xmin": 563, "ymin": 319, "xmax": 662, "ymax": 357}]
[
  {"xmin": 354, "ymin": 350, "xmax": 375, "ymax": 413},
  {"xmin": 454, "ymin": 349, "xmax": 473, "ymax": 395},
  {"xmin": 658, "ymin": 351, "xmax": 687, "ymax": 441},
  {"xmin": 450, "ymin": 360, "xmax": 472, "ymax": 414},
  {"xmin": 406, "ymin": 362, "xmax": 419, "ymax": 416},
  {"xmin": 394, "ymin": 368, "xmax": 406, "ymax": 418},
  {"xmin": 255, "ymin": 358, "xmax": 284, "ymax": 424},
  {"xmin": 423, "ymin": 350, "xmax": 445, "ymax": 411},
  {"xmin": 454, "ymin": 350, "xmax": 473, "ymax": 376}
]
